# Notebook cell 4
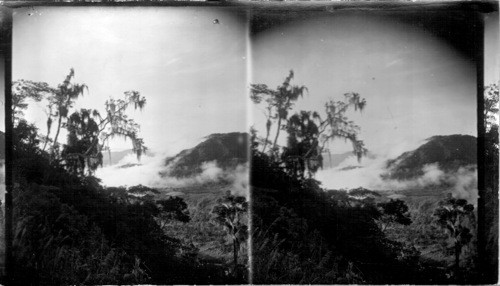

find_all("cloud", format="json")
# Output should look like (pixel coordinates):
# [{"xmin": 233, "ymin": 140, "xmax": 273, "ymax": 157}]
[
  {"xmin": 95, "ymin": 153, "xmax": 248, "ymax": 197},
  {"xmin": 316, "ymin": 141, "xmax": 477, "ymax": 203},
  {"xmin": 385, "ymin": 58, "xmax": 403, "ymax": 68}
]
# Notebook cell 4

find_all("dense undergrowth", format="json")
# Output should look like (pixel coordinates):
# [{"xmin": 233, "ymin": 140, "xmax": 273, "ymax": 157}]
[
  {"xmin": 250, "ymin": 147, "xmax": 480, "ymax": 284},
  {"xmin": 9, "ymin": 120, "xmax": 246, "ymax": 285}
]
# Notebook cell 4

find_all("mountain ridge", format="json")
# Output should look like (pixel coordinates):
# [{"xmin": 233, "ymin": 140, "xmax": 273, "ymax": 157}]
[
  {"xmin": 382, "ymin": 134, "xmax": 476, "ymax": 181},
  {"xmin": 162, "ymin": 132, "xmax": 248, "ymax": 178}
]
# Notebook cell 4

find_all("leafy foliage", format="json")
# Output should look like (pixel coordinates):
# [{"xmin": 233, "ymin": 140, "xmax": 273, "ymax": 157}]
[
  {"xmin": 251, "ymin": 71, "xmax": 366, "ymax": 179},
  {"xmin": 12, "ymin": 69, "xmax": 147, "ymax": 176},
  {"xmin": 251, "ymin": 137, "xmax": 427, "ymax": 284},
  {"xmin": 160, "ymin": 190, "xmax": 248, "ymax": 284},
  {"xmin": 157, "ymin": 197, "xmax": 190, "ymax": 224},
  {"xmin": 62, "ymin": 109, "xmax": 103, "ymax": 175},
  {"xmin": 12, "ymin": 80, "xmax": 55, "ymax": 123},
  {"xmin": 100, "ymin": 91, "xmax": 147, "ymax": 160},
  {"xmin": 484, "ymin": 82, "xmax": 499, "ymax": 131},
  {"xmin": 248, "ymin": 71, "xmax": 481, "ymax": 284},
  {"xmin": 212, "ymin": 191, "xmax": 248, "ymax": 274},
  {"xmin": 434, "ymin": 194, "xmax": 475, "ymax": 275},
  {"xmin": 377, "ymin": 199, "xmax": 412, "ymax": 232},
  {"xmin": 483, "ymin": 82, "xmax": 499, "ymax": 281},
  {"xmin": 13, "ymin": 184, "xmax": 149, "ymax": 285},
  {"xmin": 10, "ymin": 123, "xmax": 232, "ymax": 283},
  {"xmin": 250, "ymin": 70, "xmax": 307, "ymax": 155},
  {"xmin": 45, "ymin": 68, "xmax": 88, "ymax": 154},
  {"xmin": 10, "ymin": 71, "xmax": 243, "ymax": 284}
]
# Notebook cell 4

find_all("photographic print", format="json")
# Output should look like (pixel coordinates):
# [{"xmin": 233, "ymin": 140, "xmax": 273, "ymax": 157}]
[
  {"xmin": 0, "ymin": 12, "xmax": 5, "ymax": 278},
  {"xmin": 0, "ymin": 1, "xmax": 498, "ymax": 285},
  {"xmin": 249, "ymin": 7, "xmax": 498, "ymax": 284},
  {"xmin": 10, "ymin": 7, "xmax": 249, "ymax": 285}
]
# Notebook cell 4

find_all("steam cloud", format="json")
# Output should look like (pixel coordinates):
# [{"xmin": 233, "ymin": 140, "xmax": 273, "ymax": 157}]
[
  {"xmin": 316, "ymin": 142, "xmax": 477, "ymax": 203},
  {"xmin": 95, "ymin": 153, "xmax": 248, "ymax": 197}
]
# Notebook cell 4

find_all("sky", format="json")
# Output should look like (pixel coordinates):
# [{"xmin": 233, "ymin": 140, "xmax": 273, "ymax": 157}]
[
  {"xmin": 248, "ymin": 10, "xmax": 498, "ymax": 192},
  {"xmin": 12, "ymin": 7, "xmax": 248, "ymax": 155},
  {"xmin": 485, "ymin": 12, "xmax": 499, "ymax": 85},
  {"xmin": 5, "ymin": 8, "xmax": 499, "ymax": 191},
  {"xmin": 250, "ymin": 11, "xmax": 480, "ymax": 156},
  {"xmin": 10, "ymin": 9, "xmax": 498, "ymax": 156}
]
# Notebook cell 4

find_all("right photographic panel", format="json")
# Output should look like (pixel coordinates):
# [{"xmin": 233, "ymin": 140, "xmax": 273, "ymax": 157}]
[{"xmin": 249, "ymin": 7, "xmax": 497, "ymax": 284}]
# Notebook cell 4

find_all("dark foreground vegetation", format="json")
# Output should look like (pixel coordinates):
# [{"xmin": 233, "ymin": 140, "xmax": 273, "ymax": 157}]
[
  {"xmin": 249, "ymin": 72, "xmax": 497, "ymax": 284},
  {"xmin": 2, "ymin": 69, "xmax": 497, "ymax": 284},
  {"xmin": 6, "ymin": 69, "xmax": 248, "ymax": 285},
  {"xmin": 251, "ymin": 146, "xmax": 482, "ymax": 284}
]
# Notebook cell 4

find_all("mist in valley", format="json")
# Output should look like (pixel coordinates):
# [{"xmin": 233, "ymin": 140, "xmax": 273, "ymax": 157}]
[{"xmin": 317, "ymin": 148, "xmax": 478, "ymax": 203}]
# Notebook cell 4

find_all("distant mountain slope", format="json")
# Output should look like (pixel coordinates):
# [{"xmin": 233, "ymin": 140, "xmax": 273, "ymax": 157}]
[
  {"xmin": 163, "ymin": 132, "xmax": 248, "ymax": 178},
  {"xmin": 383, "ymin": 134, "xmax": 477, "ymax": 180}
]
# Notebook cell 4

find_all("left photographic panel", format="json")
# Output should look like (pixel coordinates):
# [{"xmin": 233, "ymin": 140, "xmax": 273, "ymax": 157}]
[
  {"xmin": 0, "ymin": 8, "xmax": 8, "ymax": 281},
  {"xmin": 11, "ymin": 7, "xmax": 249, "ymax": 285}
]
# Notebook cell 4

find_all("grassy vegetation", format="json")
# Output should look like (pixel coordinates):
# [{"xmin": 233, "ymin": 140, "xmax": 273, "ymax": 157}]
[
  {"xmin": 8, "ymin": 120, "xmax": 248, "ymax": 285},
  {"xmin": 160, "ymin": 183, "xmax": 249, "ymax": 272},
  {"xmin": 379, "ymin": 187, "xmax": 479, "ymax": 283}
]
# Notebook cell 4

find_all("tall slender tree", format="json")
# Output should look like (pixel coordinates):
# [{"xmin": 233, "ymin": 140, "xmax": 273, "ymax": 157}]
[
  {"xmin": 49, "ymin": 69, "xmax": 88, "ymax": 155},
  {"xmin": 251, "ymin": 71, "xmax": 367, "ymax": 179},
  {"xmin": 12, "ymin": 80, "xmax": 55, "ymax": 125},
  {"xmin": 250, "ymin": 70, "xmax": 308, "ymax": 156},
  {"xmin": 482, "ymin": 82, "xmax": 499, "ymax": 282},
  {"xmin": 12, "ymin": 69, "xmax": 147, "ymax": 176},
  {"xmin": 434, "ymin": 194, "xmax": 475, "ymax": 278},
  {"xmin": 212, "ymin": 191, "xmax": 248, "ymax": 272}
]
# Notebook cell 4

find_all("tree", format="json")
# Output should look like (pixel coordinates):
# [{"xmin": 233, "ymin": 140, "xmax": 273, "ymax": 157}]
[
  {"xmin": 282, "ymin": 111, "xmax": 323, "ymax": 178},
  {"xmin": 12, "ymin": 80, "xmax": 55, "ymax": 124},
  {"xmin": 251, "ymin": 70, "xmax": 367, "ymax": 179},
  {"xmin": 12, "ymin": 70, "xmax": 86, "ymax": 153},
  {"xmin": 482, "ymin": 82, "xmax": 499, "ymax": 282},
  {"xmin": 61, "ymin": 109, "xmax": 102, "ymax": 175},
  {"xmin": 434, "ymin": 194, "xmax": 474, "ymax": 277},
  {"xmin": 156, "ymin": 197, "xmax": 190, "ymax": 226},
  {"xmin": 212, "ymin": 191, "xmax": 248, "ymax": 272},
  {"xmin": 13, "ymin": 69, "xmax": 147, "ymax": 176},
  {"xmin": 484, "ymin": 83, "xmax": 499, "ymax": 188},
  {"xmin": 250, "ymin": 70, "xmax": 307, "ymax": 156},
  {"xmin": 377, "ymin": 199, "xmax": 412, "ymax": 232},
  {"xmin": 47, "ymin": 68, "xmax": 88, "ymax": 154},
  {"xmin": 60, "ymin": 91, "xmax": 146, "ymax": 175},
  {"xmin": 99, "ymin": 91, "xmax": 147, "ymax": 161},
  {"xmin": 484, "ymin": 82, "xmax": 499, "ymax": 132}
]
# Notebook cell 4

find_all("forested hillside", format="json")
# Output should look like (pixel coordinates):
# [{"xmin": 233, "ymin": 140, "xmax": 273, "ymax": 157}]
[
  {"xmin": 163, "ymin": 132, "xmax": 248, "ymax": 178},
  {"xmin": 384, "ymin": 134, "xmax": 477, "ymax": 180},
  {"xmin": 7, "ymin": 70, "xmax": 248, "ymax": 285},
  {"xmin": 249, "ymin": 71, "xmax": 484, "ymax": 284}
]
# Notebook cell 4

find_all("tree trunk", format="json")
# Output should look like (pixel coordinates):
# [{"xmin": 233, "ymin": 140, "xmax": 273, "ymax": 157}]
[
  {"xmin": 272, "ymin": 98, "xmax": 291, "ymax": 155},
  {"xmin": 262, "ymin": 122, "xmax": 270, "ymax": 153},
  {"xmin": 52, "ymin": 114, "xmax": 63, "ymax": 152},
  {"xmin": 42, "ymin": 117, "xmax": 52, "ymax": 151},
  {"xmin": 272, "ymin": 116, "xmax": 282, "ymax": 154}
]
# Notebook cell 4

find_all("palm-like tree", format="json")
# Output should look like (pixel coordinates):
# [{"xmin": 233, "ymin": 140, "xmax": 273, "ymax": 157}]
[
  {"xmin": 250, "ymin": 70, "xmax": 307, "ymax": 156},
  {"xmin": 250, "ymin": 71, "xmax": 368, "ymax": 180},
  {"xmin": 212, "ymin": 191, "xmax": 248, "ymax": 271},
  {"xmin": 434, "ymin": 194, "xmax": 474, "ymax": 277}
]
